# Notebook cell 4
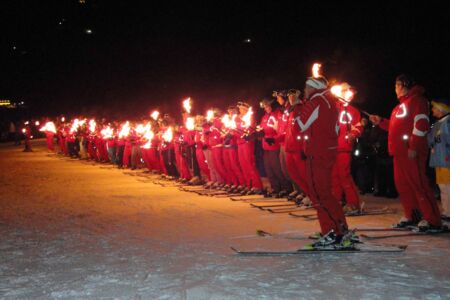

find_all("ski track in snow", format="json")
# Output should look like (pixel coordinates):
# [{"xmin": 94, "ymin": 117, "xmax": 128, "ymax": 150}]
[{"xmin": 0, "ymin": 140, "xmax": 449, "ymax": 299}]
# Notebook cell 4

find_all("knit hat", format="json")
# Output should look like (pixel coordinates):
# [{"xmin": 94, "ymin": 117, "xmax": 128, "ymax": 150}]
[
  {"xmin": 431, "ymin": 98, "xmax": 450, "ymax": 114},
  {"xmin": 305, "ymin": 77, "xmax": 328, "ymax": 89}
]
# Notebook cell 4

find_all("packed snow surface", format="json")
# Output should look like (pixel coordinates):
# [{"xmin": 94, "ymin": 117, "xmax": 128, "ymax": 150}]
[{"xmin": 0, "ymin": 140, "xmax": 449, "ymax": 299}]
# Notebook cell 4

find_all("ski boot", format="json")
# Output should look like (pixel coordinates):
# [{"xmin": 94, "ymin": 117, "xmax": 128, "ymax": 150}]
[
  {"xmin": 392, "ymin": 217, "xmax": 416, "ymax": 229},
  {"xmin": 287, "ymin": 191, "xmax": 298, "ymax": 201}
]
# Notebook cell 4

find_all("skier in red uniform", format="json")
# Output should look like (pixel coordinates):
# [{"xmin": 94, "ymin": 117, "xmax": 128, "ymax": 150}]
[
  {"xmin": 235, "ymin": 102, "xmax": 263, "ymax": 194},
  {"xmin": 331, "ymin": 84, "xmax": 364, "ymax": 212},
  {"xmin": 295, "ymin": 77, "xmax": 350, "ymax": 249},
  {"xmin": 369, "ymin": 74, "xmax": 442, "ymax": 231},
  {"xmin": 259, "ymin": 98, "xmax": 292, "ymax": 197}
]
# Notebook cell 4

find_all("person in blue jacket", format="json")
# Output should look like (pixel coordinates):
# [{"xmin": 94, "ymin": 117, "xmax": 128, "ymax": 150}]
[{"xmin": 428, "ymin": 98, "xmax": 450, "ymax": 221}]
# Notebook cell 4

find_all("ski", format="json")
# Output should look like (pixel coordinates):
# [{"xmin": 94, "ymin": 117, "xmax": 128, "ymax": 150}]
[
  {"xmin": 230, "ymin": 195, "xmax": 268, "ymax": 201},
  {"xmin": 301, "ymin": 208, "xmax": 397, "ymax": 221},
  {"xmin": 250, "ymin": 203, "xmax": 295, "ymax": 209},
  {"xmin": 230, "ymin": 245, "xmax": 407, "ymax": 256},
  {"xmin": 267, "ymin": 207, "xmax": 313, "ymax": 214},
  {"xmin": 359, "ymin": 228, "xmax": 450, "ymax": 240}
]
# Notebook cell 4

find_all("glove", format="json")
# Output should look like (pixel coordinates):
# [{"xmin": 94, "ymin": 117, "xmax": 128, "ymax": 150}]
[
  {"xmin": 264, "ymin": 138, "xmax": 275, "ymax": 145},
  {"xmin": 243, "ymin": 134, "xmax": 251, "ymax": 141}
]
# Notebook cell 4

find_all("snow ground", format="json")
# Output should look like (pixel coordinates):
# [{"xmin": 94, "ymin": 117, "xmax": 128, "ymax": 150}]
[{"xmin": 0, "ymin": 140, "xmax": 449, "ymax": 300}]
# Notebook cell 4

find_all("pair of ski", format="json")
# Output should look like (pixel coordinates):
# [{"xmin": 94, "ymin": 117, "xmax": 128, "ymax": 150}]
[
  {"xmin": 232, "ymin": 228, "xmax": 408, "ymax": 255},
  {"xmin": 250, "ymin": 202, "xmax": 314, "ymax": 213},
  {"xmin": 356, "ymin": 226, "xmax": 450, "ymax": 240},
  {"xmin": 288, "ymin": 207, "xmax": 396, "ymax": 220}
]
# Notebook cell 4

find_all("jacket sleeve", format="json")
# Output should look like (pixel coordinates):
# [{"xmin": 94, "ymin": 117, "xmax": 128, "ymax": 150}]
[
  {"xmin": 349, "ymin": 106, "xmax": 363, "ymax": 138},
  {"xmin": 379, "ymin": 118, "xmax": 390, "ymax": 131},
  {"xmin": 409, "ymin": 99, "xmax": 430, "ymax": 152}
]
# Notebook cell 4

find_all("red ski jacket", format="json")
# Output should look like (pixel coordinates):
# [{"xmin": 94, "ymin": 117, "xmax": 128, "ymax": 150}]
[
  {"xmin": 336, "ymin": 103, "xmax": 363, "ymax": 152},
  {"xmin": 260, "ymin": 110, "xmax": 281, "ymax": 151},
  {"xmin": 379, "ymin": 85, "xmax": 430, "ymax": 157}
]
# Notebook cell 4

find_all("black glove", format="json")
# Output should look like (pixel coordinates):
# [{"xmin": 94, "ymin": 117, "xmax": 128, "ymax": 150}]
[
  {"xmin": 202, "ymin": 145, "xmax": 208, "ymax": 150},
  {"xmin": 265, "ymin": 138, "xmax": 276, "ymax": 145}
]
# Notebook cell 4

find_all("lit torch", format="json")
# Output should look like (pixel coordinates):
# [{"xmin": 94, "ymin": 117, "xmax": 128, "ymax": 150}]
[
  {"xmin": 331, "ymin": 83, "xmax": 354, "ymax": 104},
  {"xmin": 151, "ymin": 110, "xmax": 160, "ymax": 121},
  {"xmin": 182, "ymin": 97, "xmax": 192, "ymax": 114},
  {"xmin": 162, "ymin": 127, "xmax": 173, "ymax": 142},
  {"xmin": 100, "ymin": 126, "xmax": 114, "ymax": 139},
  {"xmin": 39, "ymin": 121, "xmax": 56, "ymax": 134},
  {"xmin": 312, "ymin": 63, "xmax": 322, "ymax": 78},
  {"xmin": 241, "ymin": 107, "xmax": 253, "ymax": 128},
  {"xmin": 118, "ymin": 121, "xmax": 130, "ymax": 138},
  {"xmin": 221, "ymin": 114, "xmax": 237, "ymax": 129},
  {"xmin": 206, "ymin": 110, "xmax": 214, "ymax": 122},
  {"xmin": 185, "ymin": 117, "xmax": 195, "ymax": 131},
  {"xmin": 141, "ymin": 125, "xmax": 155, "ymax": 149},
  {"xmin": 88, "ymin": 119, "xmax": 96, "ymax": 132},
  {"xmin": 35, "ymin": 121, "xmax": 40, "ymax": 126}
]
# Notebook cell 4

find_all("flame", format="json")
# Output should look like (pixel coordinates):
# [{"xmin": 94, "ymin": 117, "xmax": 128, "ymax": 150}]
[
  {"xmin": 22, "ymin": 128, "xmax": 26, "ymax": 133},
  {"xmin": 151, "ymin": 110, "xmax": 160, "ymax": 120},
  {"xmin": 312, "ymin": 63, "xmax": 322, "ymax": 78},
  {"xmin": 206, "ymin": 110, "xmax": 214, "ymax": 122},
  {"xmin": 39, "ymin": 121, "xmax": 56, "ymax": 133},
  {"xmin": 331, "ymin": 84, "xmax": 354, "ymax": 103},
  {"xmin": 61, "ymin": 117, "xmax": 65, "ymax": 122},
  {"xmin": 141, "ymin": 126, "xmax": 155, "ymax": 149},
  {"xmin": 89, "ymin": 119, "xmax": 96, "ymax": 132},
  {"xmin": 135, "ymin": 123, "xmax": 151, "ymax": 135},
  {"xmin": 101, "ymin": 126, "xmax": 114, "ymax": 139},
  {"xmin": 241, "ymin": 107, "xmax": 253, "ymax": 128},
  {"xmin": 69, "ymin": 119, "xmax": 80, "ymax": 134},
  {"xmin": 118, "ymin": 121, "xmax": 130, "ymax": 138},
  {"xmin": 185, "ymin": 117, "xmax": 195, "ymax": 130},
  {"xmin": 221, "ymin": 114, "xmax": 237, "ymax": 129},
  {"xmin": 162, "ymin": 127, "xmax": 173, "ymax": 142},
  {"xmin": 35, "ymin": 121, "xmax": 40, "ymax": 126},
  {"xmin": 183, "ymin": 97, "xmax": 192, "ymax": 114}
]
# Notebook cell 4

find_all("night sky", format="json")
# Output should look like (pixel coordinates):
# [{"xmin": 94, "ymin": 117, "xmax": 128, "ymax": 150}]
[{"xmin": 1, "ymin": 1, "xmax": 449, "ymax": 119}]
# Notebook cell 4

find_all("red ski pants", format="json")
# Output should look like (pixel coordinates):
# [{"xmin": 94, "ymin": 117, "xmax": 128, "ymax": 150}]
[
  {"xmin": 331, "ymin": 152, "xmax": 360, "ymax": 208},
  {"xmin": 237, "ymin": 142, "xmax": 262, "ymax": 189},
  {"xmin": 306, "ymin": 152, "xmax": 348, "ymax": 236},
  {"xmin": 394, "ymin": 155, "xmax": 441, "ymax": 226},
  {"xmin": 285, "ymin": 152, "xmax": 309, "ymax": 196}
]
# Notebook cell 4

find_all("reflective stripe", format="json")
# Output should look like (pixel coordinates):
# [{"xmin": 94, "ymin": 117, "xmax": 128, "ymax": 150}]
[
  {"xmin": 412, "ymin": 114, "xmax": 429, "ymax": 136},
  {"xmin": 296, "ymin": 106, "xmax": 319, "ymax": 132},
  {"xmin": 339, "ymin": 111, "xmax": 353, "ymax": 124},
  {"xmin": 395, "ymin": 103, "xmax": 407, "ymax": 118}
]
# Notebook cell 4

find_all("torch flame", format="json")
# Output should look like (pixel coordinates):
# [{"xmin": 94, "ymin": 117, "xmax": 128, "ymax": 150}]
[
  {"xmin": 312, "ymin": 63, "xmax": 322, "ymax": 78},
  {"xmin": 118, "ymin": 121, "xmax": 130, "ymax": 138},
  {"xmin": 39, "ymin": 121, "xmax": 56, "ymax": 134},
  {"xmin": 162, "ymin": 127, "xmax": 173, "ymax": 142},
  {"xmin": 206, "ymin": 110, "xmax": 214, "ymax": 122},
  {"xmin": 141, "ymin": 126, "xmax": 155, "ymax": 149},
  {"xmin": 241, "ymin": 107, "xmax": 253, "ymax": 128},
  {"xmin": 35, "ymin": 121, "xmax": 40, "ymax": 126},
  {"xmin": 135, "ymin": 123, "xmax": 151, "ymax": 135},
  {"xmin": 331, "ymin": 84, "xmax": 354, "ymax": 103},
  {"xmin": 101, "ymin": 126, "xmax": 114, "ymax": 139},
  {"xmin": 61, "ymin": 117, "xmax": 65, "ymax": 122},
  {"xmin": 183, "ymin": 97, "xmax": 192, "ymax": 114},
  {"xmin": 185, "ymin": 117, "xmax": 195, "ymax": 131},
  {"xmin": 221, "ymin": 114, "xmax": 237, "ymax": 129},
  {"xmin": 151, "ymin": 110, "xmax": 160, "ymax": 120},
  {"xmin": 89, "ymin": 119, "xmax": 96, "ymax": 132}
]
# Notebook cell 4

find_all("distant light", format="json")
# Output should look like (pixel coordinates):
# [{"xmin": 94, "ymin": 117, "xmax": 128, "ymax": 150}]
[
  {"xmin": 243, "ymin": 38, "xmax": 252, "ymax": 43},
  {"xmin": 354, "ymin": 149, "xmax": 360, "ymax": 156},
  {"xmin": 12, "ymin": 46, "xmax": 17, "ymax": 50},
  {"xmin": 59, "ymin": 21, "xmax": 63, "ymax": 25},
  {"xmin": 402, "ymin": 134, "xmax": 409, "ymax": 141},
  {"xmin": 85, "ymin": 29, "xmax": 93, "ymax": 34}
]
